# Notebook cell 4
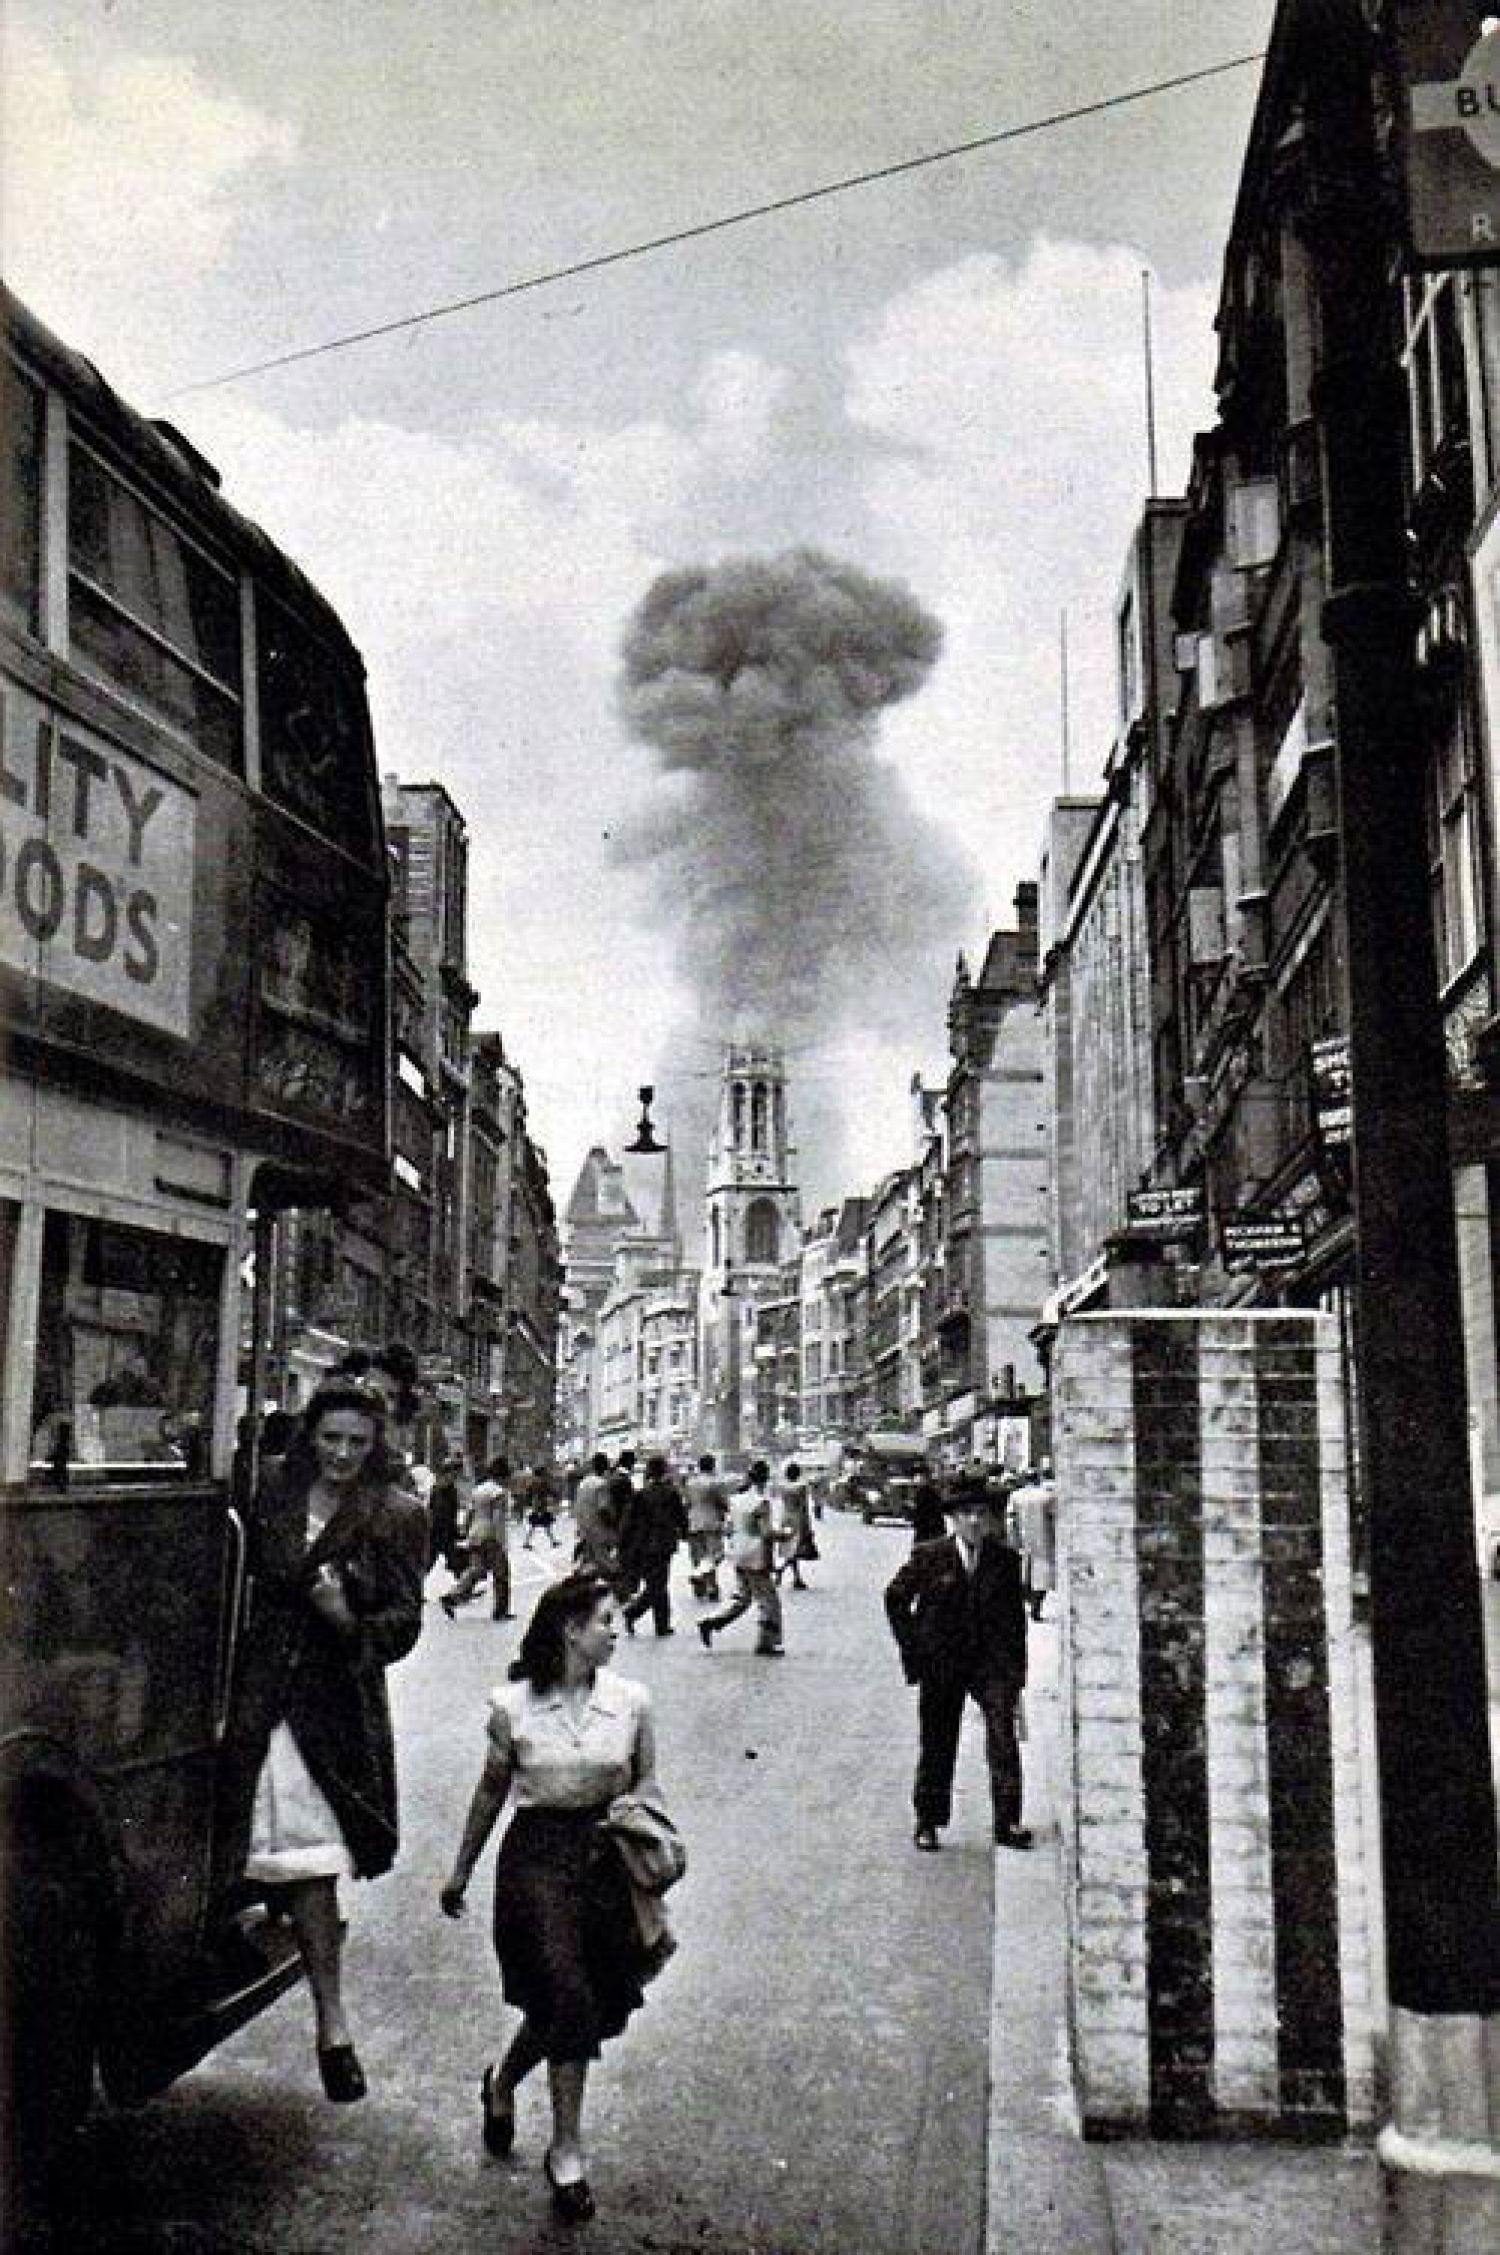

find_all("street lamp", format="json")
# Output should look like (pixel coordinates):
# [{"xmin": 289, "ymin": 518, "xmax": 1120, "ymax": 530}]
[{"xmin": 1304, "ymin": 8, "xmax": 1498, "ymax": 2234}]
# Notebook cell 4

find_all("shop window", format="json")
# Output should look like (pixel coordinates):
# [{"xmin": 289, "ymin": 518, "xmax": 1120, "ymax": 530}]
[{"xmin": 30, "ymin": 1211, "xmax": 222, "ymax": 1477}]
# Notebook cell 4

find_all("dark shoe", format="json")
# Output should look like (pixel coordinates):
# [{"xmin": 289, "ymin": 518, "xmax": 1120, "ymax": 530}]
[
  {"xmin": 480, "ymin": 2063, "xmax": 514, "ymax": 2157},
  {"xmin": 697, "ymin": 1621, "xmax": 713, "ymax": 1649},
  {"xmin": 995, "ymin": 1825, "xmax": 1034, "ymax": 1850},
  {"xmin": 655, "ymin": 1627, "xmax": 675, "ymax": 1638},
  {"xmin": 913, "ymin": 1824, "xmax": 941, "ymax": 1852},
  {"xmin": 439, "ymin": 1593, "xmax": 458, "ymax": 1619},
  {"xmin": 491, "ymin": 1610, "xmax": 514, "ymax": 1621},
  {"xmin": 755, "ymin": 1643, "xmax": 785, "ymax": 1657},
  {"xmin": 318, "ymin": 2044, "xmax": 367, "ymax": 2103},
  {"xmin": 544, "ymin": 2150, "xmax": 596, "ymax": 2222}
]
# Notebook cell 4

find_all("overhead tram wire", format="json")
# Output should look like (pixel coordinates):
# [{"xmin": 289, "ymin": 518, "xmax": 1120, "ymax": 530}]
[{"xmin": 169, "ymin": 49, "xmax": 1264, "ymax": 399}]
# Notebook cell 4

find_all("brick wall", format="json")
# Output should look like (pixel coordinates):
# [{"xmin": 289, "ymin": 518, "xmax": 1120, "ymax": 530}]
[{"xmin": 1053, "ymin": 1310, "xmax": 1378, "ymax": 2138}]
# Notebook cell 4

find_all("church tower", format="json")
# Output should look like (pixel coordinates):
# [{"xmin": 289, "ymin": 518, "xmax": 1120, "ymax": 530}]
[
  {"xmin": 704, "ymin": 1043, "xmax": 801, "ymax": 1284},
  {"xmin": 701, "ymin": 1044, "xmax": 801, "ymax": 1453}
]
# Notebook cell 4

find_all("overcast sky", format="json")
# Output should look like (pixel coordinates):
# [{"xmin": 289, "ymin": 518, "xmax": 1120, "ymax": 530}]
[{"xmin": 3, "ymin": 0, "xmax": 1277, "ymax": 1212}]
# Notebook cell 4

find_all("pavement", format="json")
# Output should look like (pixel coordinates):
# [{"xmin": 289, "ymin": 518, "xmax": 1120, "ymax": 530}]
[
  {"xmin": 984, "ymin": 1594, "xmax": 1383, "ymax": 2255},
  {"xmin": 29, "ymin": 1507, "xmax": 1461, "ymax": 2252}
]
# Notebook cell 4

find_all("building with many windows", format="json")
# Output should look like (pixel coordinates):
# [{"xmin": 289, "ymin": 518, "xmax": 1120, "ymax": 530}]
[
  {"xmin": 252, "ymin": 775, "xmax": 559, "ymax": 1467},
  {"xmin": 1036, "ymin": 15, "xmax": 1500, "ymax": 1566},
  {"xmin": 383, "ymin": 778, "xmax": 477, "ymax": 1439},
  {"xmin": 930, "ymin": 890, "xmax": 1049, "ymax": 1456},
  {"xmin": 797, "ymin": 1196, "xmax": 869, "ymax": 1441},
  {"xmin": 558, "ymin": 1102, "xmax": 684, "ymax": 1460}
]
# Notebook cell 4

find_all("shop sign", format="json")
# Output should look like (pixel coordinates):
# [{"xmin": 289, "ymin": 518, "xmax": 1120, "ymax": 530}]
[
  {"xmin": 1056, "ymin": 1252, "xmax": 1110, "ymax": 1319},
  {"xmin": 1280, "ymin": 1166, "xmax": 1337, "ymax": 1245},
  {"xmin": 0, "ymin": 679, "xmax": 195, "ymax": 1038},
  {"xmin": 1394, "ymin": 6, "xmax": 1500, "ymax": 266},
  {"xmin": 1220, "ymin": 1216, "xmax": 1306, "ymax": 1272},
  {"xmin": 1125, "ymin": 1185, "xmax": 1205, "ymax": 1241},
  {"xmin": 1310, "ymin": 1036, "xmax": 1352, "ymax": 1147}
]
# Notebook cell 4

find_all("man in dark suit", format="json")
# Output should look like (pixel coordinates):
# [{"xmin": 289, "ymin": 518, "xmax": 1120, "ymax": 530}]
[{"xmin": 883, "ymin": 1475, "xmax": 1031, "ymax": 1853}]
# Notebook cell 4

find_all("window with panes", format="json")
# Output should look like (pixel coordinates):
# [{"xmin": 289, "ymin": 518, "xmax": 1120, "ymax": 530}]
[
  {"xmin": 1426, "ymin": 692, "xmax": 1486, "ymax": 988},
  {"xmin": 67, "ymin": 439, "xmax": 242, "ymax": 768}
]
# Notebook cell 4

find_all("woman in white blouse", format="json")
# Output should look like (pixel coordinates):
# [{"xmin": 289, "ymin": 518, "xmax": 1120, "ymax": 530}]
[{"xmin": 440, "ymin": 1571, "xmax": 657, "ymax": 2225}]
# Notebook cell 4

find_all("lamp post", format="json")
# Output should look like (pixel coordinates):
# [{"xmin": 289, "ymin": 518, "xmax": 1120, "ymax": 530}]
[
  {"xmin": 718, "ymin": 1266, "xmax": 741, "ymax": 1459},
  {"xmin": 1303, "ymin": 6, "xmax": 1498, "ymax": 2239}
]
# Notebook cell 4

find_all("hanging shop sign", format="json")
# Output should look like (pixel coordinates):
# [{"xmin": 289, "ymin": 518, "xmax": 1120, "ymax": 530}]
[
  {"xmin": 1220, "ymin": 1216, "xmax": 1307, "ymax": 1273},
  {"xmin": 1125, "ymin": 1185, "xmax": 1205, "ymax": 1241},
  {"xmin": 1310, "ymin": 1035, "xmax": 1352, "ymax": 1147},
  {"xmin": 1393, "ymin": 5, "xmax": 1500, "ymax": 266},
  {"xmin": 1055, "ymin": 1252, "xmax": 1110, "ymax": 1320}
]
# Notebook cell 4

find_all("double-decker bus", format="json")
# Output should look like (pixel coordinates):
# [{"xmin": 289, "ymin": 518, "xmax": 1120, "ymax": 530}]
[{"xmin": 0, "ymin": 285, "xmax": 391, "ymax": 2204}]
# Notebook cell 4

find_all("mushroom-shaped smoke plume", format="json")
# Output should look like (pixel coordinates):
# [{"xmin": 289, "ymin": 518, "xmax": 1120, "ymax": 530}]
[{"xmin": 614, "ymin": 547, "xmax": 979, "ymax": 1192}]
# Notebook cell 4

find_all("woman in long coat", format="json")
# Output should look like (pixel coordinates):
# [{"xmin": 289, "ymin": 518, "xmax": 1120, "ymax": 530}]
[{"xmin": 222, "ymin": 1379, "xmax": 426, "ymax": 2100}]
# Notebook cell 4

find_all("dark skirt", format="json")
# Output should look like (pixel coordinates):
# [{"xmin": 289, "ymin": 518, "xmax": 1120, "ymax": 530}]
[{"xmin": 492, "ymin": 1804, "xmax": 646, "ymax": 2061}]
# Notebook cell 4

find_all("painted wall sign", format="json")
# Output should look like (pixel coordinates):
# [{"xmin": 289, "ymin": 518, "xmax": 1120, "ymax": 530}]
[
  {"xmin": 0, "ymin": 678, "xmax": 195, "ymax": 1038},
  {"xmin": 1395, "ymin": 7, "xmax": 1500, "ymax": 265}
]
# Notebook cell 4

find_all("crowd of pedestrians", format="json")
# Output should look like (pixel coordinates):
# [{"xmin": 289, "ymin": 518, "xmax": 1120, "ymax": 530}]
[
  {"xmin": 227, "ymin": 1354, "xmax": 1054, "ymax": 2228},
  {"xmin": 425, "ymin": 1446, "xmax": 829, "ymax": 1659}
]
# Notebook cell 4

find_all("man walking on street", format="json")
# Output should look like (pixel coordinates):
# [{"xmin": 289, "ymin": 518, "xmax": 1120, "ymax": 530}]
[
  {"xmin": 883, "ymin": 1476, "xmax": 1029, "ymax": 1851},
  {"xmin": 573, "ymin": 1451, "xmax": 619, "ymax": 1580},
  {"xmin": 440, "ymin": 1454, "xmax": 513, "ymax": 1620},
  {"xmin": 699, "ymin": 1460, "xmax": 783, "ymax": 1656},
  {"xmin": 684, "ymin": 1452, "xmax": 729, "ymax": 1600},
  {"xmin": 600, "ymin": 1452, "xmax": 636, "ymax": 1596},
  {"xmin": 775, "ymin": 1460, "xmax": 816, "ymax": 1592},
  {"xmin": 426, "ymin": 1450, "xmax": 468, "ymax": 1577},
  {"xmin": 619, "ymin": 1455, "xmax": 689, "ymax": 1636}
]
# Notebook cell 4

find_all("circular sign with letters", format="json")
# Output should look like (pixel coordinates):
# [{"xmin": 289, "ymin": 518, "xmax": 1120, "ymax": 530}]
[{"xmin": 1456, "ymin": 26, "xmax": 1500, "ymax": 169}]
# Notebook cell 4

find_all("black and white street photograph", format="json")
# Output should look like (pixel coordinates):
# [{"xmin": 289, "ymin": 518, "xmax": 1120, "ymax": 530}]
[{"xmin": 1, "ymin": 3, "xmax": 1498, "ymax": 2250}]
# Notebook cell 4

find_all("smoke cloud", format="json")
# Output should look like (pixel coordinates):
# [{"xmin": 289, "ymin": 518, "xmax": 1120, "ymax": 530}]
[{"xmin": 615, "ymin": 547, "xmax": 980, "ymax": 1200}]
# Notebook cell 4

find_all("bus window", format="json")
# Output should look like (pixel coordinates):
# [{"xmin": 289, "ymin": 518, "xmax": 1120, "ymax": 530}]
[
  {"xmin": 67, "ymin": 440, "xmax": 243, "ymax": 772},
  {"xmin": 2, "ymin": 361, "xmax": 43, "ymax": 638},
  {"xmin": 29, "ymin": 1213, "xmax": 222, "ymax": 1479},
  {"xmin": 256, "ymin": 592, "xmax": 374, "ymax": 856}
]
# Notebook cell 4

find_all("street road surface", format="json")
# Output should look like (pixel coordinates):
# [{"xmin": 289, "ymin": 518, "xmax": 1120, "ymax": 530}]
[{"xmin": 43, "ymin": 1512, "xmax": 1006, "ymax": 2254}]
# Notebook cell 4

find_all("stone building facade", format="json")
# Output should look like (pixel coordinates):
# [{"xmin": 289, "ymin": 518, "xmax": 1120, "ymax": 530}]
[{"xmin": 931, "ymin": 888, "xmax": 1049, "ymax": 1455}]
